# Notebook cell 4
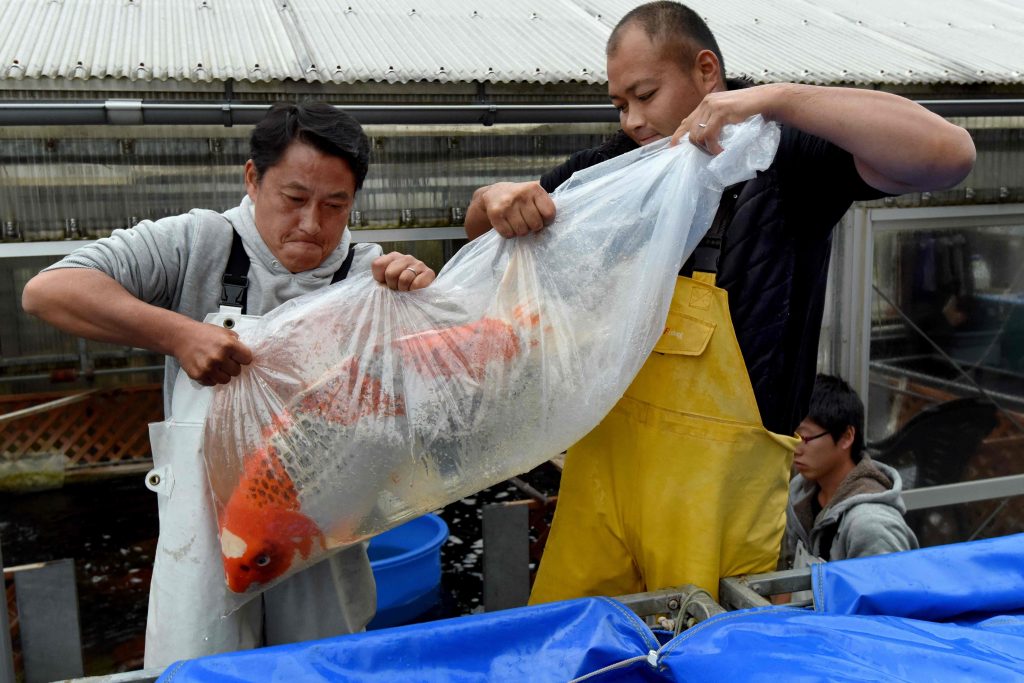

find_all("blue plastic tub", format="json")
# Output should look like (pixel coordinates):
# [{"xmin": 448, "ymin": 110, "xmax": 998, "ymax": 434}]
[{"xmin": 367, "ymin": 513, "xmax": 449, "ymax": 629}]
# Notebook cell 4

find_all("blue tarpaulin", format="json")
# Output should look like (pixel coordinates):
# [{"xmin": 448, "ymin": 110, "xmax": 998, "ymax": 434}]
[
  {"xmin": 812, "ymin": 532, "xmax": 1024, "ymax": 621},
  {"xmin": 653, "ymin": 608, "xmax": 1024, "ymax": 682},
  {"xmin": 157, "ymin": 598, "xmax": 656, "ymax": 682},
  {"xmin": 159, "ymin": 534, "xmax": 1024, "ymax": 682}
]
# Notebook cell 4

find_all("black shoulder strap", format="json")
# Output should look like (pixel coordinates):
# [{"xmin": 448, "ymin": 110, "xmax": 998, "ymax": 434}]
[
  {"xmin": 679, "ymin": 180, "xmax": 747, "ymax": 277},
  {"xmin": 331, "ymin": 244, "xmax": 357, "ymax": 284},
  {"xmin": 220, "ymin": 229, "xmax": 250, "ymax": 313},
  {"xmin": 220, "ymin": 231, "xmax": 357, "ymax": 314}
]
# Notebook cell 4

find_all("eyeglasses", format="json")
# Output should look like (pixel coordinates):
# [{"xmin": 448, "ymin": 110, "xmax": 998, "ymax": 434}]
[{"xmin": 797, "ymin": 430, "xmax": 831, "ymax": 444}]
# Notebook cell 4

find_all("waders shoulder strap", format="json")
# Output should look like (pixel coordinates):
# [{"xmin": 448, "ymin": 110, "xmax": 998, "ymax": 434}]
[
  {"xmin": 220, "ymin": 230, "xmax": 357, "ymax": 314},
  {"xmin": 679, "ymin": 181, "xmax": 747, "ymax": 277}
]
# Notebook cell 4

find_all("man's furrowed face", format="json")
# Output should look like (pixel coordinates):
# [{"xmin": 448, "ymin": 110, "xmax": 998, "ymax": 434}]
[
  {"xmin": 244, "ymin": 141, "xmax": 356, "ymax": 273},
  {"xmin": 608, "ymin": 24, "xmax": 716, "ymax": 145}
]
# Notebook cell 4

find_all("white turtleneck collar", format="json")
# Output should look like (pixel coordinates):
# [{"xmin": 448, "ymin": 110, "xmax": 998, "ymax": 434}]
[{"xmin": 235, "ymin": 194, "xmax": 352, "ymax": 279}]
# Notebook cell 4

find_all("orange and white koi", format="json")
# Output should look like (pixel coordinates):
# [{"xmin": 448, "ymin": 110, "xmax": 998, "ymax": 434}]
[
  {"xmin": 393, "ymin": 304, "xmax": 542, "ymax": 381},
  {"xmin": 218, "ymin": 307, "xmax": 541, "ymax": 593},
  {"xmin": 218, "ymin": 419, "xmax": 325, "ymax": 593}
]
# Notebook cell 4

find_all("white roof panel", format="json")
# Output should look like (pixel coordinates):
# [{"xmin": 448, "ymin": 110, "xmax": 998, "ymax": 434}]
[
  {"xmin": 579, "ymin": 0, "xmax": 1024, "ymax": 85},
  {"xmin": 0, "ymin": 0, "xmax": 1021, "ymax": 87}
]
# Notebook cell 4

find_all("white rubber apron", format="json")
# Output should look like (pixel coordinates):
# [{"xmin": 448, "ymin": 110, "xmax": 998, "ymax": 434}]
[{"xmin": 143, "ymin": 308, "xmax": 375, "ymax": 668}]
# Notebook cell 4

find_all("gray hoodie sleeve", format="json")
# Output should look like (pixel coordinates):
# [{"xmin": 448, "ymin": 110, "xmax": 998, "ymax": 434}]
[
  {"xmin": 43, "ymin": 213, "xmax": 197, "ymax": 309},
  {"xmin": 838, "ymin": 503, "xmax": 919, "ymax": 559}
]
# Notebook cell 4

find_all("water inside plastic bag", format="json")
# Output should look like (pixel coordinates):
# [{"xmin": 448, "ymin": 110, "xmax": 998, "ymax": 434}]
[{"xmin": 203, "ymin": 116, "xmax": 781, "ymax": 600}]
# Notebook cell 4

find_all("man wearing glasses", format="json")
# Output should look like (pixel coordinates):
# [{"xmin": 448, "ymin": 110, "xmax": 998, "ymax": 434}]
[{"xmin": 781, "ymin": 374, "xmax": 918, "ymax": 573}]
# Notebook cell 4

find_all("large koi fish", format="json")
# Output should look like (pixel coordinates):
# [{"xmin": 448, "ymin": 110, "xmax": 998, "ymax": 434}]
[
  {"xmin": 217, "ymin": 416, "xmax": 325, "ymax": 593},
  {"xmin": 217, "ymin": 307, "xmax": 540, "ymax": 593}
]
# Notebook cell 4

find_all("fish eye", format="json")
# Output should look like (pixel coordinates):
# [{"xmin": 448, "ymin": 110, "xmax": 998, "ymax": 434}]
[{"xmin": 254, "ymin": 553, "xmax": 271, "ymax": 567}]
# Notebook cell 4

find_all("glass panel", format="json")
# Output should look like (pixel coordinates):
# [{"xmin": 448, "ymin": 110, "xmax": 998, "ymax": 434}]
[
  {"xmin": 0, "ymin": 126, "xmax": 616, "ymax": 240},
  {"xmin": 0, "ymin": 257, "xmax": 163, "ymax": 396},
  {"xmin": 868, "ymin": 222, "xmax": 1024, "ymax": 498},
  {"xmin": 906, "ymin": 498, "xmax": 1024, "ymax": 548},
  {"xmin": 1, "ymin": 124, "xmax": 617, "ymax": 393}
]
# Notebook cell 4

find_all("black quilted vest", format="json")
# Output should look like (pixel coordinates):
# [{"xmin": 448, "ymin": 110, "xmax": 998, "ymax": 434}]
[{"xmin": 712, "ymin": 165, "xmax": 836, "ymax": 435}]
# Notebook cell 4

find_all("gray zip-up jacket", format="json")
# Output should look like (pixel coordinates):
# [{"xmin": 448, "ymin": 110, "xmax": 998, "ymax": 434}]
[{"xmin": 783, "ymin": 456, "xmax": 919, "ymax": 568}]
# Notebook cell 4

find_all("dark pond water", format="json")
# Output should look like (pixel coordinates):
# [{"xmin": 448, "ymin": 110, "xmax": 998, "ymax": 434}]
[{"xmin": 0, "ymin": 463, "xmax": 561, "ymax": 676}]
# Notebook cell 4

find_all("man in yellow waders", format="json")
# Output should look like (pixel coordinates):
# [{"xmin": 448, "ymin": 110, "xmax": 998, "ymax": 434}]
[{"xmin": 465, "ymin": 2, "xmax": 975, "ymax": 601}]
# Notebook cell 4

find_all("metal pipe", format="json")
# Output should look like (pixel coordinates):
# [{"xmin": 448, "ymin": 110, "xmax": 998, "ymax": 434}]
[
  {"xmin": 919, "ymin": 98, "xmax": 1024, "ymax": 117},
  {"xmin": 0, "ymin": 365, "xmax": 163, "ymax": 384},
  {"xmin": 0, "ymin": 350, "xmax": 153, "ymax": 368},
  {"xmin": 870, "ymin": 359, "xmax": 1024, "ymax": 412},
  {"xmin": 0, "ymin": 390, "xmax": 97, "ymax": 425},
  {"xmin": 0, "ymin": 100, "xmax": 620, "ymax": 127},
  {"xmin": 968, "ymin": 497, "xmax": 1011, "ymax": 541},
  {"xmin": 508, "ymin": 476, "xmax": 549, "ymax": 506},
  {"xmin": 902, "ymin": 473, "xmax": 1024, "ymax": 511},
  {"xmin": 2, "ymin": 97, "xmax": 1022, "ymax": 127},
  {"xmin": 77, "ymin": 337, "xmax": 91, "ymax": 376}
]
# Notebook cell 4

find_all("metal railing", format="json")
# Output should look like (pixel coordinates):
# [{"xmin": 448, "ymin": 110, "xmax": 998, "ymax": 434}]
[{"xmin": 0, "ymin": 226, "xmax": 467, "ymax": 260}]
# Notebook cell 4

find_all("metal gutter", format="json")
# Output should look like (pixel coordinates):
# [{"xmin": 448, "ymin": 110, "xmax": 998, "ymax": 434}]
[
  {"xmin": 917, "ymin": 98, "xmax": 1024, "ymax": 117},
  {"xmin": 0, "ymin": 100, "xmax": 621, "ymax": 126},
  {"xmin": 2, "ymin": 98, "xmax": 1024, "ymax": 127}
]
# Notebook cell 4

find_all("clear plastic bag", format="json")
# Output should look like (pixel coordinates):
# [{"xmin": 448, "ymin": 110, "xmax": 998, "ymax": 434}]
[{"xmin": 203, "ymin": 116, "xmax": 781, "ymax": 598}]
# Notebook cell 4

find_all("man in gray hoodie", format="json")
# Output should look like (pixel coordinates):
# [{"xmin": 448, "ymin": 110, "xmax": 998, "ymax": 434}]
[
  {"xmin": 782, "ymin": 374, "xmax": 918, "ymax": 571},
  {"xmin": 22, "ymin": 102, "xmax": 436, "ymax": 666}
]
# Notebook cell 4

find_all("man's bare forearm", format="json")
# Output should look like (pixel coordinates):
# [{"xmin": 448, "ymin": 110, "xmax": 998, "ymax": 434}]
[
  {"xmin": 679, "ymin": 83, "xmax": 975, "ymax": 195},
  {"xmin": 22, "ymin": 268, "xmax": 198, "ymax": 357},
  {"xmin": 764, "ymin": 84, "xmax": 975, "ymax": 193}
]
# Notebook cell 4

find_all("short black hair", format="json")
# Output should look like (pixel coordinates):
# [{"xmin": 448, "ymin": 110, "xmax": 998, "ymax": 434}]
[
  {"xmin": 807, "ymin": 374, "xmax": 866, "ymax": 463},
  {"xmin": 607, "ymin": 1, "xmax": 725, "ymax": 79},
  {"xmin": 249, "ymin": 101, "xmax": 370, "ymax": 190}
]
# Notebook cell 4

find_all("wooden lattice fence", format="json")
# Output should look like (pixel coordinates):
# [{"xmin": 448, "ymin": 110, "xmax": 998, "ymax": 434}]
[{"xmin": 0, "ymin": 385, "xmax": 163, "ymax": 469}]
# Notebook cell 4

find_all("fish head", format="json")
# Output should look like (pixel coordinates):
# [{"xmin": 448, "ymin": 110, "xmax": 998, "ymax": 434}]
[{"xmin": 219, "ymin": 505, "xmax": 325, "ymax": 593}]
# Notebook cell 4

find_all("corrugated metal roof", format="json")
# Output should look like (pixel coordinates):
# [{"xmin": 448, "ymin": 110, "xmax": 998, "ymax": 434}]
[
  {"xmin": 0, "ymin": 0, "xmax": 1021, "ymax": 88},
  {"xmin": 580, "ymin": 0, "xmax": 1024, "ymax": 85}
]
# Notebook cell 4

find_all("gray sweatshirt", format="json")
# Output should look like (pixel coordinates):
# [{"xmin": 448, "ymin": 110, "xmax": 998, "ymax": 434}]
[
  {"xmin": 45, "ymin": 195, "xmax": 382, "ymax": 637},
  {"xmin": 45, "ymin": 195, "xmax": 382, "ymax": 413},
  {"xmin": 783, "ymin": 455, "xmax": 919, "ymax": 568}
]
